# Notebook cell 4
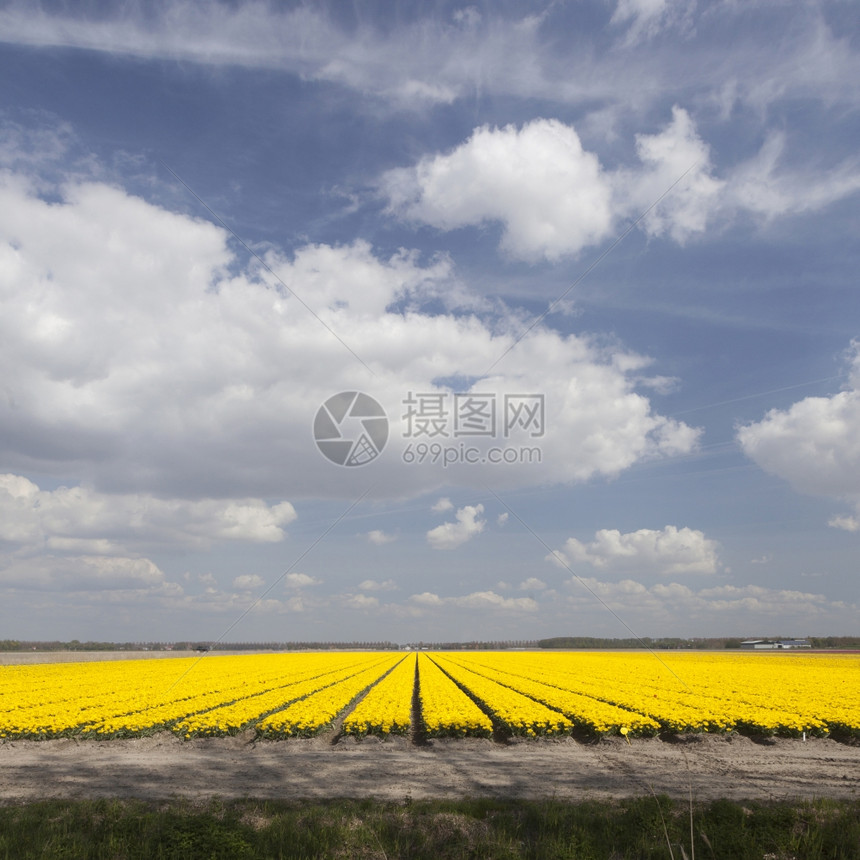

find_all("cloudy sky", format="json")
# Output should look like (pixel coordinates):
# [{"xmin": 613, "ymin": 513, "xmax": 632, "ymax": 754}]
[{"xmin": 1, "ymin": 0, "xmax": 858, "ymax": 643}]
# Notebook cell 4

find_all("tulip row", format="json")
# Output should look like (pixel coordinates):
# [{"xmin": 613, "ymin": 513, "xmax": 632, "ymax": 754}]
[
  {"xmin": 175, "ymin": 654, "xmax": 400, "ymax": 738},
  {"xmin": 343, "ymin": 653, "xmax": 416, "ymax": 737},
  {"xmin": 257, "ymin": 655, "xmax": 403, "ymax": 738},
  {"xmin": 438, "ymin": 653, "xmax": 660, "ymax": 736},
  {"xmin": 430, "ymin": 654, "xmax": 572, "ymax": 737},
  {"xmin": 417, "ymin": 653, "xmax": 492, "ymax": 737}
]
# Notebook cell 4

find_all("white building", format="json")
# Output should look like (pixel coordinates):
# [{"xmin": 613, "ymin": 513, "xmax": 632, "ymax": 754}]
[{"xmin": 740, "ymin": 639, "xmax": 811, "ymax": 650}]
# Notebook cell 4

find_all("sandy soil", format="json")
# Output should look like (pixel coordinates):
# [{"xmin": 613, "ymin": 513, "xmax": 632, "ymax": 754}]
[{"xmin": 1, "ymin": 732, "xmax": 857, "ymax": 803}]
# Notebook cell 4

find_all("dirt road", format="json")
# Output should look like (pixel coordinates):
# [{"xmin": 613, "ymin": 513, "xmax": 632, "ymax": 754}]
[{"xmin": 1, "ymin": 733, "xmax": 857, "ymax": 803}]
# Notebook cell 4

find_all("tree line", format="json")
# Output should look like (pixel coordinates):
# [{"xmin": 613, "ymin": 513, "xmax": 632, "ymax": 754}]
[{"xmin": 1, "ymin": 636, "xmax": 858, "ymax": 652}]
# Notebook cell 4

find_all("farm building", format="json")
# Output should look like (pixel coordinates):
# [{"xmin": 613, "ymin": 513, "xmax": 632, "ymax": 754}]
[{"xmin": 740, "ymin": 639, "xmax": 811, "ymax": 650}]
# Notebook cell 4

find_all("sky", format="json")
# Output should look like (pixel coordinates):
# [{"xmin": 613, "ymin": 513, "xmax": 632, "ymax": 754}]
[{"xmin": 0, "ymin": 0, "xmax": 858, "ymax": 644}]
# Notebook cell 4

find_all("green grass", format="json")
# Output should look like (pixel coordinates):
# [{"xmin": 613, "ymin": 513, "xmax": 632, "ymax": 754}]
[{"xmin": 0, "ymin": 796, "xmax": 857, "ymax": 859}]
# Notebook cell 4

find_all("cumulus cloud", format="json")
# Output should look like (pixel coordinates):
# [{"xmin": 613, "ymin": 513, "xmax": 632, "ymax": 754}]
[
  {"xmin": 0, "ymin": 553, "xmax": 176, "ymax": 593},
  {"xmin": 738, "ymin": 342, "xmax": 860, "ymax": 525},
  {"xmin": 738, "ymin": 344, "xmax": 860, "ymax": 493},
  {"xmin": 550, "ymin": 525, "xmax": 721, "ymax": 575},
  {"xmin": 519, "ymin": 577, "xmax": 547, "ymax": 591},
  {"xmin": 409, "ymin": 591, "xmax": 445, "ymax": 607},
  {"xmin": 0, "ymin": 149, "xmax": 700, "ymax": 502},
  {"xmin": 358, "ymin": 578, "xmax": 397, "ymax": 591},
  {"xmin": 618, "ymin": 106, "xmax": 724, "ymax": 243},
  {"xmin": 563, "ymin": 575, "xmax": 853, "ymax": 622},
  {"xmin": 829, "ymin": 515, "xmax": 860, "ymax": 533},
  {"xmin": 409, "ymin": 590, "xmax": 538, "ymax": 611},
  {"xmin": 366, "ymin": 530, "xmax": 396, "ymax": 545},
  {"xmin": 382, "ymin": 119, "xmax": 613, "ymax": 261},
  {"xmin": 384, "ymin": 108, "xmax": 860, "ymax": 262},
  {"xmin": 380, "ymin": 110, "xmax": 721, "ymax": 260},
  {"xmin": 232, "ymin": 574, "xmax": 265, "ymax": 590},
  {"xmin": 343, "ymin": 593, "xmax": 379, "ymax": 610},
  {"xmin": 284, "ymin": 572, "xmax": 321, "ymax": 588},
  {"xmin": 426, "ymin": 504, "xmax": 486, "ymax": 550},
  {"xmin": 431, "ymin": 498, "xmax": 454, "ymax": 513},
  {"xmin": 0, "ymin": 475, "xmax": 296, "ymax": 553}
]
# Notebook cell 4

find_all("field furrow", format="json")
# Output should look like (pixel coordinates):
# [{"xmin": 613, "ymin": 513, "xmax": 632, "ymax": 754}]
[{"xmin": 417, "ymin": 653, "xmax": 492, "ymax": 737}]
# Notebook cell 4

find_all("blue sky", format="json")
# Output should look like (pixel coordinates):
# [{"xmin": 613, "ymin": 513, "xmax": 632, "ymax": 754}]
[{"xmin": 0, "ymin": 0, "xmax": 858, "ymax": 643}]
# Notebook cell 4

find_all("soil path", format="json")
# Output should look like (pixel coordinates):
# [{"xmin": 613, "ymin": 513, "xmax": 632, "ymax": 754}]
[{"xmin": 1, "ymin": 733, "xmax": 857, "ymax": 802}]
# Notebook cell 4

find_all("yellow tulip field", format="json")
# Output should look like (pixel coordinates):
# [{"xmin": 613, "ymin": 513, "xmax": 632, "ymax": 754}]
[{"xmin": 0, "ymin": 650, "xmax": 857, "ymax": 741}]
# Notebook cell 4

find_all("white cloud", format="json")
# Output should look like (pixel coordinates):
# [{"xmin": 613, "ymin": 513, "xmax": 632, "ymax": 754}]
[
  {"xmin": 426, "ymin": 504, "xmax": 486, "ymax": 550},
  {"xmin": 358, "ymin": 578, "xmax": 397, "ymax": 592},
  {"xmin": 2, "ymin": 2, "xmax": 855, "ymax": 123},
  {"xmin": 384, "ymin": 108, "xmax": 860, "ymax": 262},
  {"xmin": 618, "ymin": 106, "xmax": 724, "ymax": 243},
  {"xmin": 0, "ymin": 3, "xmax": 534, "ymax": 108},
  {"xmin": 383, "ymin": 119, "xmax": 613, "ymax": 261},
  {"xmin": 284, "ymin": 572, "xmax": 321, "ymax": 588},
  {"xmin": 366, "ymin": 529, "xmax": 396, "ymax": 545},
  {"xmin": 497, "ymin": 512, "xmax": 509, "ymax": 526},
  {"xmin": 611, "ymin": 0, "xmax": 692, "ymax": 44},
  {"xmin": 828, "ymin": 515, "xmax": 860, "ymax": 533},
  {"xmin": 0, "ymin": 554, "xmax": 175, "ymax": 593},
  {"xmin": 0, "ymin": 475, "xmax": 296, "ymax": 553},
  {"xmin": 408, "ymin": 590, "xmax": 538, "ymax": 612},
  {"xmin": 612, "ymin": 0, "xmax": 668, "ymax": 29},
  {"xmin": 738, "ymin": 343, "xmax": 860, "ymax": 509},
  {"xmin": 519, "ymin": 577, "xmax": 547, "ymax": 591},
  {"xmin": 451, "ymin": 591, "xmax": 538, "ymax": 611},
  {"xmin": 724, "ymin": 132, "xmax": 860, "ymax": 221},
  {"xmin": 343, "ymin": 593, "xmax": 379, "ymax": 610},
  {"xmin": 431, "ymin": 498, "xmax": 454, "ymax": 513},
  {"xmin": 381, "ymin": 109, "xmax": 722, "ymax": 261},
  {"xmin": 563, "ymin": 575, "xmax": 853, "ymax": 621},
  {"xmin": 283, "ymin": 595, "xmax": 306, "ymax": 613},
  {"xmin": 409, "ymin": 591, "xmax": 445, "ymax": 607},
  {"xmin": 232, "ymin": 574, "xmax": 265, "ymax": 590},
  {"xmin": 0, "ymin": 156, "xmax": 700, "ymax": 503},
  {"xmin": 551, "ymin": 525, "xmax": 721, "ymax": 575}
]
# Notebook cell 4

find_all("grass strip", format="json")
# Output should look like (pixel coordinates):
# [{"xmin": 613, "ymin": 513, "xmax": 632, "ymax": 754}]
[{"xmin": 0, "ymin": 796, "xmax": 857, "ymax": 859}]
